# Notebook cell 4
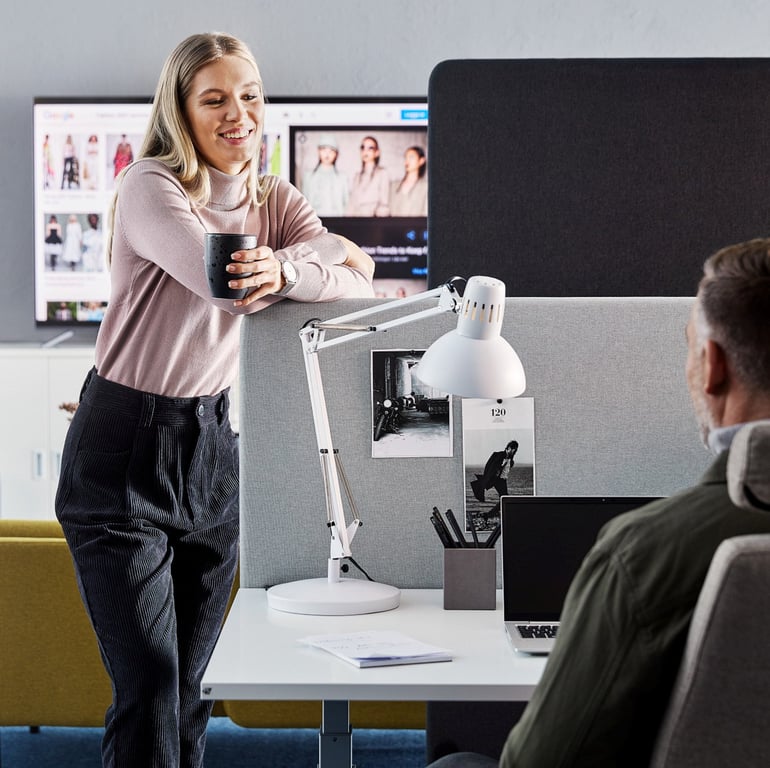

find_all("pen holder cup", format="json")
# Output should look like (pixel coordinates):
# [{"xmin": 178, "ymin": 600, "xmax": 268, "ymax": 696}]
[{"xmin": 443, "ymin": 547, "xmax": 497, "ymax": 610}]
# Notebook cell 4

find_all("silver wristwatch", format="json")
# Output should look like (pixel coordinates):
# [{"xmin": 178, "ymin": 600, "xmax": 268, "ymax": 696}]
[{"xmin": 277, "ymin": 259, "xmax": 298, "ymax": 295}]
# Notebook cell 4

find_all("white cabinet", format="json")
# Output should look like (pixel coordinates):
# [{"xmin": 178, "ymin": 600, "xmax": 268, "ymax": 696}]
[
  {"xmin": 0, "ymin": 346, "xmax": 94, "ymax": 519},
  {"xmin": 0, "ymin": 346, "xmax": 241, "ymax": 519}
]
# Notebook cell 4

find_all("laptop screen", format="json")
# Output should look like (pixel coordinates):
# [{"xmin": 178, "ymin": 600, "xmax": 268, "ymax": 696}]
[{"xmin": 501, "ymin": 496, "xmax": 658, "ymax": 622}]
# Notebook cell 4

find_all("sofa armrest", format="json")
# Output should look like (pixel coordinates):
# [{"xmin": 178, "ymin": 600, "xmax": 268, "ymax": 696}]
[
  {"xmin": 0, "ymin": 532, "xmax": 111, "ymax": 726},
  {"xmin": 0, "ymin": 519, "xmax": 65, "ymax": 538}
]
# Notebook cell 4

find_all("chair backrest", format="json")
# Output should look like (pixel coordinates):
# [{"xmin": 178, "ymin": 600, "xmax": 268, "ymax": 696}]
[
  {"xmin": 727, "ymin": 419, "xmax": 770, "ymax": 512},
  {"xmin": 649, "ymin": 422, "xmax": 770, "ymax": 768}
]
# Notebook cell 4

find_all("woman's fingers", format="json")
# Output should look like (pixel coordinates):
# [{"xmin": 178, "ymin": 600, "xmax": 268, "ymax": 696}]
[{"xmin": 225, "ymin": 245, "xmax": 283, "ymax": 301}]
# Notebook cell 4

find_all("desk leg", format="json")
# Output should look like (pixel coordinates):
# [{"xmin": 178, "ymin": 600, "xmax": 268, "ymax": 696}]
[{"xmin": 318, "ymin": 699, "xmax": 353, "ymax": 768}]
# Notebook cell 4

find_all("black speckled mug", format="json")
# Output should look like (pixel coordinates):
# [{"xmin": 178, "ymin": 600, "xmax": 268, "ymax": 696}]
[{"xmin": 204, "ymin": 233, "xmax": 257, "ymax": 299}]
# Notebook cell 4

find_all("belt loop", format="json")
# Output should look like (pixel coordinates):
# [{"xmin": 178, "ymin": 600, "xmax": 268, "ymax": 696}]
[
  {"xmin": 217, "ymin": 390, "xmax": 228, "ymax": 425},
  {"xmin": 79, "ymin": 366, "xmax": 97, "ymax": 402},
  {"xmin": 141, "ymin": 393, "xmax": 156, "ymax": 426}
]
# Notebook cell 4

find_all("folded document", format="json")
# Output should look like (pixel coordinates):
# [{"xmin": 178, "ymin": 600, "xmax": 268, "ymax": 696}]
[{"xmin": 299, "ymin": 630, "xmax": 452, "ymax": 668}]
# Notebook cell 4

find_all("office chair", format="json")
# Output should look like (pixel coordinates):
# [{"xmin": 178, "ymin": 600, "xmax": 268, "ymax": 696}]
[{"xmin": 649, "ymin": 421, "xmax": 770, "ymax": 768}]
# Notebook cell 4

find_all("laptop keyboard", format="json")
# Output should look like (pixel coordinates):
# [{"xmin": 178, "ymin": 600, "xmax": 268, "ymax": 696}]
[{"xmin": 517, "ymin": 623, "xmax": 558, "ymax": 639}]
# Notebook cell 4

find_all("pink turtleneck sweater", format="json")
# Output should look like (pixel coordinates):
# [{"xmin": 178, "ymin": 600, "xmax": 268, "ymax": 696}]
[{"xmin": 95, "ymin": 159, "xmax": 373, "ymax": 397}]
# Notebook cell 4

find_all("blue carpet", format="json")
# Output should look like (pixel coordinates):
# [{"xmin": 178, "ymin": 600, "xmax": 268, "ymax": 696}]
[{"xmin": 0, "ymin": 718, "xmax": 426, "ymax": 767}]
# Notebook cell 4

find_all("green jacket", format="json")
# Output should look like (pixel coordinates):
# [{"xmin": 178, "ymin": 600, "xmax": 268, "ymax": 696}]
[{"xmin": 500, "ymin": 451, "xmax": 770, "ymax": 767}]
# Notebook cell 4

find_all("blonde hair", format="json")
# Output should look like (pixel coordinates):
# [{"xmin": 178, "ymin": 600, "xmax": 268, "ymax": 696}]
[{"xmin": 107, "ymin": 33, "xmax": 275, "ymax": 261}]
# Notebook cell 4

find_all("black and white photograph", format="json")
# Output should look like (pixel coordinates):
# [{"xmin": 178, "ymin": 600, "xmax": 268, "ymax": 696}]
[
  {"xmin": 371, "ymin": 349, "xmax": 452, "ymax": 458},
  {"xmin": 462, "ymin": 397, "xmax": 535, "ymax": 532}
]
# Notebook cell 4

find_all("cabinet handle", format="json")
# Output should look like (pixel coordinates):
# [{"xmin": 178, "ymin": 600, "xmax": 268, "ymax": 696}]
[
  {"xmin": 32, "ymin": 451, "xmax": 46, "ymax": 480},
  {"xmin": 53, "ymin": 451, "xmax": 62, "ymax": 478}
]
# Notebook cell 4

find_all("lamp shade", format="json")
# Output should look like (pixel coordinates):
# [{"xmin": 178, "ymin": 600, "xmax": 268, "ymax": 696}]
[{"xmin": 414, "ymin": 276, "xmax": 526, "ymax": 399}]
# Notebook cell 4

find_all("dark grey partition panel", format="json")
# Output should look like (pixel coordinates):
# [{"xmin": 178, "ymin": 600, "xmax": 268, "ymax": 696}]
[
  {"xmin": 427, "ymin": 59, "xmax": 770, "ymax": 295},
  {"xmin": 239, "ymin": 296, "xmax": 709, "ymax": 590}
]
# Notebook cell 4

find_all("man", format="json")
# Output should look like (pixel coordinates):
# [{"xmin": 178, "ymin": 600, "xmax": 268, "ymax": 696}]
[
  {"xmin": 427, "ymin": 239, "xmax": 770, "ymax": 767},
  {"xmin": 471, "ymin": 440, "xmax": 519, "ymax": 502}
]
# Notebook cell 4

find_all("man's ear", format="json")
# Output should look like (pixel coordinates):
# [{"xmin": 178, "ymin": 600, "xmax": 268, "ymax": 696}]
[{"xmin": 704, "ymin": 339, "xmax": 728, "ymax": 395}]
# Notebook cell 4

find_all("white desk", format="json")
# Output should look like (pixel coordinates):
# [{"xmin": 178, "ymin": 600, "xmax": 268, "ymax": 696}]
[{"xmin": 202, "ymin": 588, "xmax": 546, "ymax": 767}]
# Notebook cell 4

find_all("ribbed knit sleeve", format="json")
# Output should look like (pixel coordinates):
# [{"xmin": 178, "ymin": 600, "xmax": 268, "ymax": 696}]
[{"xmin": 94, "ymin": 160, "xmax": 373, "ymax": 397}]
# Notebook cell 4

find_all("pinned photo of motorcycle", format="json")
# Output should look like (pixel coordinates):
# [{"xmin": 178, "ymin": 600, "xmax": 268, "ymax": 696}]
[{"xmin": 371, "ymin": 349, "xmax": 452, "ymax": 458}]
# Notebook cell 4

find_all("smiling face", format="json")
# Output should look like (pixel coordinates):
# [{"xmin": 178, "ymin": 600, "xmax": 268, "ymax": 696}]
[{"xmin": 185, "ymin": 54, "xmax": 264, "ymax": 175}]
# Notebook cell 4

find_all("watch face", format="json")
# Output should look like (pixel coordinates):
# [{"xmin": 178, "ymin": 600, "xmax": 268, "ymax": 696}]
[{"xmin": 283, "ymin": 260, "xmax": 298, "ymax": 283}]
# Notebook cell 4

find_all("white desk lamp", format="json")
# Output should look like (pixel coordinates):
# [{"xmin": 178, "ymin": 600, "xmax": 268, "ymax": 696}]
[{"xmin": 266, "ymin": 276, "xmax": 526, "ymax": 615}]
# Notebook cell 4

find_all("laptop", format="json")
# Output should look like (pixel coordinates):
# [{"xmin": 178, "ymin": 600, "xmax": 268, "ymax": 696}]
[{"xmin": 501, "ymin": 496, "xmax": 658, "ymax": 654}]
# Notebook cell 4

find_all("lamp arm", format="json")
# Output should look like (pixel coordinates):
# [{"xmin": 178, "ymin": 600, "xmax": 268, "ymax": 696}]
[
  {"xmin": 301, "ymin": 327, "xmax": 357, "ymax": 562},
  {"xmin": 309, "ymin": 305, "xmax": 448, "ymax": 352},
  {"xmin": 302, "ymin": 280, "xmax": 462, "ymax": 353},
  {"xmin": 313, "ymin": 283, "xmax": 447, "ymax": 327}
]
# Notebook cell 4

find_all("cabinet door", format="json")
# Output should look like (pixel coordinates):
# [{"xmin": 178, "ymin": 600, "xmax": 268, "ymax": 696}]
[
  {"xmin": 0, "ymin": 355, "xmax": 51, "ymax": 519},
  {"xmin": 48, "ymin": 355, "xmax": 93, "ymax": 513}
]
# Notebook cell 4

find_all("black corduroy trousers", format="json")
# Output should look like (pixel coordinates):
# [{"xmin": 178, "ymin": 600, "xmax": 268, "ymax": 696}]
[{"xmin": 56, "ymin": 369, "xmax": 240, "ymax": 768}]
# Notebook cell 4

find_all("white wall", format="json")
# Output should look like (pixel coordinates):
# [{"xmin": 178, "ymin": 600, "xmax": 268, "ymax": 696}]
[{"xmin": 3, "ymin": 0, "xmax": 770, "ymax": 343}]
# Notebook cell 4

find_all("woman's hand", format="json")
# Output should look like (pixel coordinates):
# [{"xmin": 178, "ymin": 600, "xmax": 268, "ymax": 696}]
[
  {"xmin": 225, "ymin": 235, "xmax": 374, "ymax": 307},
  {"xmin": 227, "ymin": 246, "xmax": 283, "ymax": 306},
  {"xmin": 335, "ymin": 235, "xmax": 375, "ymax": 282}
]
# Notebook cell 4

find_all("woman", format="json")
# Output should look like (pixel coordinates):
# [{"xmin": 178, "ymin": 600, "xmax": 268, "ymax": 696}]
[
  {"xmin": 42, "ymin": 134, "xmax": 55, "ymax": 188},
  {"xmin": 81, "ymin": 213, "xmax": 104, "ymax": 272},
  {"xmin": 83, "ymin": 134, "xmax": 100, "ymax": 190},
  {"xmin": 44, "ymin": 214, "xmax": 63, "ymax": 269},
  {"xmin": 112, "ymin": 133, "xmax": 133, "ymax": 177},
  {"xmin": 62, "ymin": 213, "xmax": 83, "ymax": 270},
  {"xmin": 390, "ymin": 145, "xmax": 428, "ymax": 216},
  {"xmin": 55, "ymin": 32, "xmax": 373, "ymax": 768},
  {"xmin": 302, "ymin": 133, "xmax": 348, "ymax": 216},
  {"xmin": 346, "ymin": 135, "xmax": 390, "ymax": 216},
  {"xmin": 61, "ymin": 134, "xmax": 78, "ymax": 188}
]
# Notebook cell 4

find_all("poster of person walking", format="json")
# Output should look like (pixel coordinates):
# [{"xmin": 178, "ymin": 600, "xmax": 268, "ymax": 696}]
[{"xmin": 462, "ymin": 398, "xmax": 535, "ymax": 533}]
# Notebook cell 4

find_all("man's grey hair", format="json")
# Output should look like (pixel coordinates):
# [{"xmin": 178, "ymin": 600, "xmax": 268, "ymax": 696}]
[{"xmin": 697, "ymin": 239, "xmax": 770, "ymax": 393}]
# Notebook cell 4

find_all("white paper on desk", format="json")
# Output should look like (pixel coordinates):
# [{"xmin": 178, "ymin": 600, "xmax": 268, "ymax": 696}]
[{"xmin": 299, "ymin": 630, "xmax": 452, "ymax": 668}]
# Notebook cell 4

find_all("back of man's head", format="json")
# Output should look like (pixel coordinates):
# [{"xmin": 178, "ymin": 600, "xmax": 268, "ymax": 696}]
[{"xmin": 697, "ymin": 238, "xmax": 770, "ymax": 394}]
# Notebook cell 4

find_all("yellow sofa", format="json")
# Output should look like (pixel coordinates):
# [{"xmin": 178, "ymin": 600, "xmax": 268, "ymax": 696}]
[
  {"xmin": 0, "ymin": 519, "xmax": 424, "ymax": 730},
  {"xmin": 0, "ymin": 519, "xmax": 111, "ymax": 726}
]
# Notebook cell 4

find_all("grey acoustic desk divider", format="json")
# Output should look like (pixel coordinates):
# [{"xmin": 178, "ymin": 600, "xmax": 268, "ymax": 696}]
[
  {"xmin": 427, "ymin": 59, "xmax": 770, "ymax": 296},
  {"xmin": 238, "ymin": 296, "xmax": 709, "ymax": 591}
]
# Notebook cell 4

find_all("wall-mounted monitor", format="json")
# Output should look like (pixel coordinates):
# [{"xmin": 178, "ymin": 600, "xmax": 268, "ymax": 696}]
[{"xmin": 33, "ymin": 96, "xmax": 428, "ymax": 326}]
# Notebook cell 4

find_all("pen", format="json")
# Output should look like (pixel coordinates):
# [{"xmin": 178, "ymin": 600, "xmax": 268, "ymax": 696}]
[
  {"xmin": 467, "ymin": 510, "xmax": 480, "ymax": 548},
  {"xmin": 430, "ymin": 514, "xmax": 456, "ymax": 548},
  {"xmin": 485, "ymin": 522, "xmax": 501, "ymax": 548},
  {"xmin": 431, "ymin": 508, "xmax": 457, "ymax": 548},
  {"xmin": 445, "ymin": 509, "xmax": 468, "ymax": 548}
]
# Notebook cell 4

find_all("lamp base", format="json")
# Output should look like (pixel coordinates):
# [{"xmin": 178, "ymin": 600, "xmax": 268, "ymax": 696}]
[{"xmin": 267, "ymin": 577, "xmax": 401, "ymax": 615}]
